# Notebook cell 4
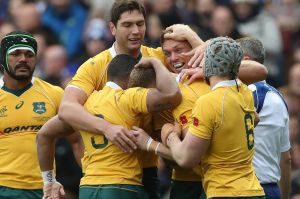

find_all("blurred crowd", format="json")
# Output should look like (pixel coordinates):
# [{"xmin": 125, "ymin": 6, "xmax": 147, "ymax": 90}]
[{"xmin": 0, "ymin": 0, "xmax": 300, "ymax": 198}]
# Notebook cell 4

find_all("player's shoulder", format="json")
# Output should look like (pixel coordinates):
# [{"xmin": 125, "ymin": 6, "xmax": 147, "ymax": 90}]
[
  {"xmin": 141, "ymin": 45, "xmax": 163, "ymax": 57},
  {"xmin": 93, "ymin": 49, "xmax": 111, "ymax": 59},
  {"xmin": 195, "ymin": 90, "xmax": 214, "ymax": 105},
  {"xmin": 33, "ymin": 77, "xmax": 63, "ymax": 95},
  {"xmin": 125, "ymin": 87, "xmax": 148, "ymax": 93},
  {"xmin": 87, "ymin": 49, "xmax": 112, "ymax": 65}
]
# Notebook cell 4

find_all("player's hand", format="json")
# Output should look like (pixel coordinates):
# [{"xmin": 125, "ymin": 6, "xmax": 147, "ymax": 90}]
[
  {"xmin": 43, "ymin": 182, "xmax": 65, "ymax": 199},
  {"xmin": 135, "ymin": 57, "xmax": 159, "ymax": 69},
  {"xmin": 103, "ymin": 124, "xmax": 137, "ymax": 153},
  {"xmin": 173, "ymin": 122, "xmax": 182, "ymax": 137},
  {"xmin": 161, "ymin": 123, "xmax": 175, "ymax": 145},
  {"xmin": 180, "ymin": 67, "xmax": 204, "ymax": 85},
  {"xmin": 131, "ymin": 126, "xmax": 150, "ymax": 151},
  {"xmin": 164, "ymin": 24, "xmax": 192, "ymax": 41},
  {"xmin": 184, "ymin": 43, "xmax": 207, "ymax": 69}
]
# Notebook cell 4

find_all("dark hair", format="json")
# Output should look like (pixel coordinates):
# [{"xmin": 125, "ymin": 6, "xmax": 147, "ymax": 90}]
[
  {"xmin": 110, "ymin": 0, "xmax": 146, "ymax": 25},
  {"xmin": 128, "ymin": 67, "xmax": 156, "ymax": 88},
  {"xmin": 236, "ymin": 37, "xmax": 265, "ymax": 64},
  {"xmin": 107, "ymin": 54, "xmax": 138, "ymax": 81}
]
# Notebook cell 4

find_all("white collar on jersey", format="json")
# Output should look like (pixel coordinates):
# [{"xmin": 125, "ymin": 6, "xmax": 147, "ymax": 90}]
[
  {"xmin": 108, "ymin": 42, "xmax": 142, "ymax": 58},
  {"xmin": 105, "ymin": 81, "xmax": 122, "ymax": 89},
  {"xmin": 0, "ymin": 76, "xmax": 35, "ymax": 87},
  {"xmin": 212, "ymin": 79, "xmax": 241, "ymax": 90}
]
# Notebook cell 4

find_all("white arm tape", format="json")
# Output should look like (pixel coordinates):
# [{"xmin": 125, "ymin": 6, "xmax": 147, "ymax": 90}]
[{"xmin": 42, "ymin": 170, "xmax": 56, "ymax": 185}]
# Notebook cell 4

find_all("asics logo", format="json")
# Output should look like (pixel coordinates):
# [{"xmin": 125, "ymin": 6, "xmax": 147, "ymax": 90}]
[{"xmin": 15, "ymin": 101, "xmax": 24, "ymax": 109}]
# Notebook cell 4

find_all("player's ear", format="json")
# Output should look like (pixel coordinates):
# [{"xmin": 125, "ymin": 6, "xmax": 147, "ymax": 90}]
[{"xmin": 109, "ymin": 22, "xmax": 116, "ymax": 36}]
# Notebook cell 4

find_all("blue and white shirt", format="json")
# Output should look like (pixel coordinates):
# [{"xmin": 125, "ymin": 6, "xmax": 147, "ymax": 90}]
[{"xmin": 248, "ymin": 81, "xmax": 290, "ymax": 184}]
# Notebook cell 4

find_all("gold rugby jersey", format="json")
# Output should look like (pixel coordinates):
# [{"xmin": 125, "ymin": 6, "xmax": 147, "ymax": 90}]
[
  {"xmin": 189, "ymin": 80, "xmax": 264, "ymax": 198},
  {"xmin": 0, "ymin": 77, "xmax": 63, "ymax": 189}
]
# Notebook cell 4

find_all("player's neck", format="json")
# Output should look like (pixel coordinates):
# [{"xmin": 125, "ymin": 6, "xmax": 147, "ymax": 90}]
[
  {"xmin": 114, "ymin": 42, "xmax": 140, "ymax": 58},
  {"xmin": 3, "ymin": 74, "xmax": 32, "ymax": 90},
  {"xmin": 209, "ymin": 76, "xmax": 230, "ymax": 89}
]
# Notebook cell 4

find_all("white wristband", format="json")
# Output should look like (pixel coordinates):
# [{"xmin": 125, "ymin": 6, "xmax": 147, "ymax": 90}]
[
  {"xmin": 42, "ymin": 170, "xmax": 56, "ymax": 185},
  {"xmin": 146, "ymin": 137, "xmax": 153, "ymax": 151},
  {"xmin": 155, "ymin": 143, "xmax": 160, "ymax": 155}
]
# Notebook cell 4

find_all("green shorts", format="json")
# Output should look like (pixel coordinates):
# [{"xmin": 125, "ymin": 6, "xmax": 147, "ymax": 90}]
[
  {"xmin": 170, "ymin": 180, "xmax": 206, "ymax": 199},
  {"xmin": 79, "ymin": 184, "xmax": 148, "ymax": 199},
  {"xmin": 0, "ymin": 185, "xmax": 43, "ymax": 199},
  {"xmin": 143, "ymin": 167, "xmax": 160, "ymax": 199},
  {"xmin": 210, "ymin": 196, "xmax": 266, "ymax": 199}
]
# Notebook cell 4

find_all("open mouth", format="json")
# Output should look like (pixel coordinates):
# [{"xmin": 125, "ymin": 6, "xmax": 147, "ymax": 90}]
[
  {"xmin": 173, "ymin": 62, "xmax": 184, "ymax": 69},
  {"xmin": 129, "ymin": 38, "xmax": 140, "ymax": 42}
]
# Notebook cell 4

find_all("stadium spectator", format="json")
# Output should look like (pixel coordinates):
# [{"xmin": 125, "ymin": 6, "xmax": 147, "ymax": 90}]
[
  {"xmin": 41, "ymin": 0, "xmax": 88, "ymax": 60},
  {"xmin": 231, "ymin": 0, "xmax": 284, "ymax": 87}
]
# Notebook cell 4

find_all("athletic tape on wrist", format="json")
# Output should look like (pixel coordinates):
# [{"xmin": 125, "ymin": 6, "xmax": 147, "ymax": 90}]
[
  {"xmin": 155, "ymin": 143, "xmax": 161, "ymax": 155},
  {"xmin": 146, "ymin": 137, "xmax": 153, "ymax": 151},
  {"xmin": 42, "ymin": 170, "xmax": 56, "ymax": 185}
]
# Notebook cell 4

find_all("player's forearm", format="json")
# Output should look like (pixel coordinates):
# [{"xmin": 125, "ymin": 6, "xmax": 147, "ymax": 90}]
[
  {"xmin": 167, "ymin": 133, "xmax": 193, "ymax": 168},
  {"xmin": 148, "ymin": 140, "xmax": 173, "ymax": 160},
  {"xmin": 66, "ymin": 132, "xmax": 84, "ymax": 168},
  {"xmin": 185, "ymin": 30, "xmax": 204, "ymax": 49},
  {"xmin": 59, "ymin": 102, "xmax": 111, "ymax": 134},
  {"xmin": 37, "ymin": 116, "xmax": 73, "ymax": 171},
  {"xmin": 37, "ymin": 129, "xmax": 56, "ymax": 171},
  {"xmin": 280, "ymin": 151, "xmax": 291, "ymax": 199},
  {"xmin": 238, "ymin": 60, "xmax": 268, "ymax": 85},
  {"xmin": 152, "ymin": 59, "xmax": 181, "ymax": 107}
]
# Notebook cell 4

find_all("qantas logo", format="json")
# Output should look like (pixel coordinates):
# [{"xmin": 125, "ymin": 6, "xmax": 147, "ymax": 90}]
[{"xmin": 3, "ymin": 125, "xmax": 42, "ymax": 134}]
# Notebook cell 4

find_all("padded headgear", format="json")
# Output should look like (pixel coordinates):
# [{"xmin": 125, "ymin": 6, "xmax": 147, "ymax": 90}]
[
  {"xmin": 204, "ymin": 37, "xmax": 243, "ymax": 79},
  {"xmin": 0, "ymin": 31, "xmax": 37, "ymax": 72}
]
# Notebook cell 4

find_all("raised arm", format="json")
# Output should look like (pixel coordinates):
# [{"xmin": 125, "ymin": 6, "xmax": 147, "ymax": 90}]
[
  {"xmin": 179, "ymin": 57, "xmax": 268, "ymax": 85},
  {"xmin": 164, "ymin": 24, "xmax": 204, "ymax": 49},
  {"xmin": 136, "ymin": 58, "xmax": 182, "ymax": 113},
  {"xmin": 238, "ymin": 60, "xmax": 268, "ymax": 85},
  {"xmin": 58, "ymin": 87, "xmax": 137, "ymax": 152}
]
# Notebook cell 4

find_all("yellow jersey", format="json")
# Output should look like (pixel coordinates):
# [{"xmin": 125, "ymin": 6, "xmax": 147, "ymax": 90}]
[
  {"xmin": 80, "ymin": 82, "xmax": 149, "ymax": 186},
  {"xmin": 172, "ymin": 80, "xmax": 210, "ymax": 182},
  {"xmin": 0, "ymin": 77, "xmax": 63, "ymax": 189},
  {"xmin": 189, "ymin": 80, "xmax": 265, "ymax": 198},
  {"xmin": 70, "ymin": 45, "xmax": 165, "ymax": 170}
]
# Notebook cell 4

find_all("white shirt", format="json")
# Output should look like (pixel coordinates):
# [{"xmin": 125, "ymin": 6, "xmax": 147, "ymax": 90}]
[{"xmin": 249, "ymin": 82, "xmax": 290, "ymax": 183}]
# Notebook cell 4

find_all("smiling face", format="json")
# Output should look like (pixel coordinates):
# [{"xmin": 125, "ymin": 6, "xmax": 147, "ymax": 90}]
[
  {"xmin": 162, "ymin": 39, "xmax": 192, "ymax": 74},
  {"xmin": 7, "ymin": 49, "xmax": 36, "ymax": 80},
  {"xmin": 110, "ymin": 10, "xmax": 146, "ymax": 56}
]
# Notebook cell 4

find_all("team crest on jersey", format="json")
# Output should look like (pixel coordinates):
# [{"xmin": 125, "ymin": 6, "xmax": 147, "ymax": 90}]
[{"xmin": 32, "ymin": 102, "xmax": 46, "ymax": 114}]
